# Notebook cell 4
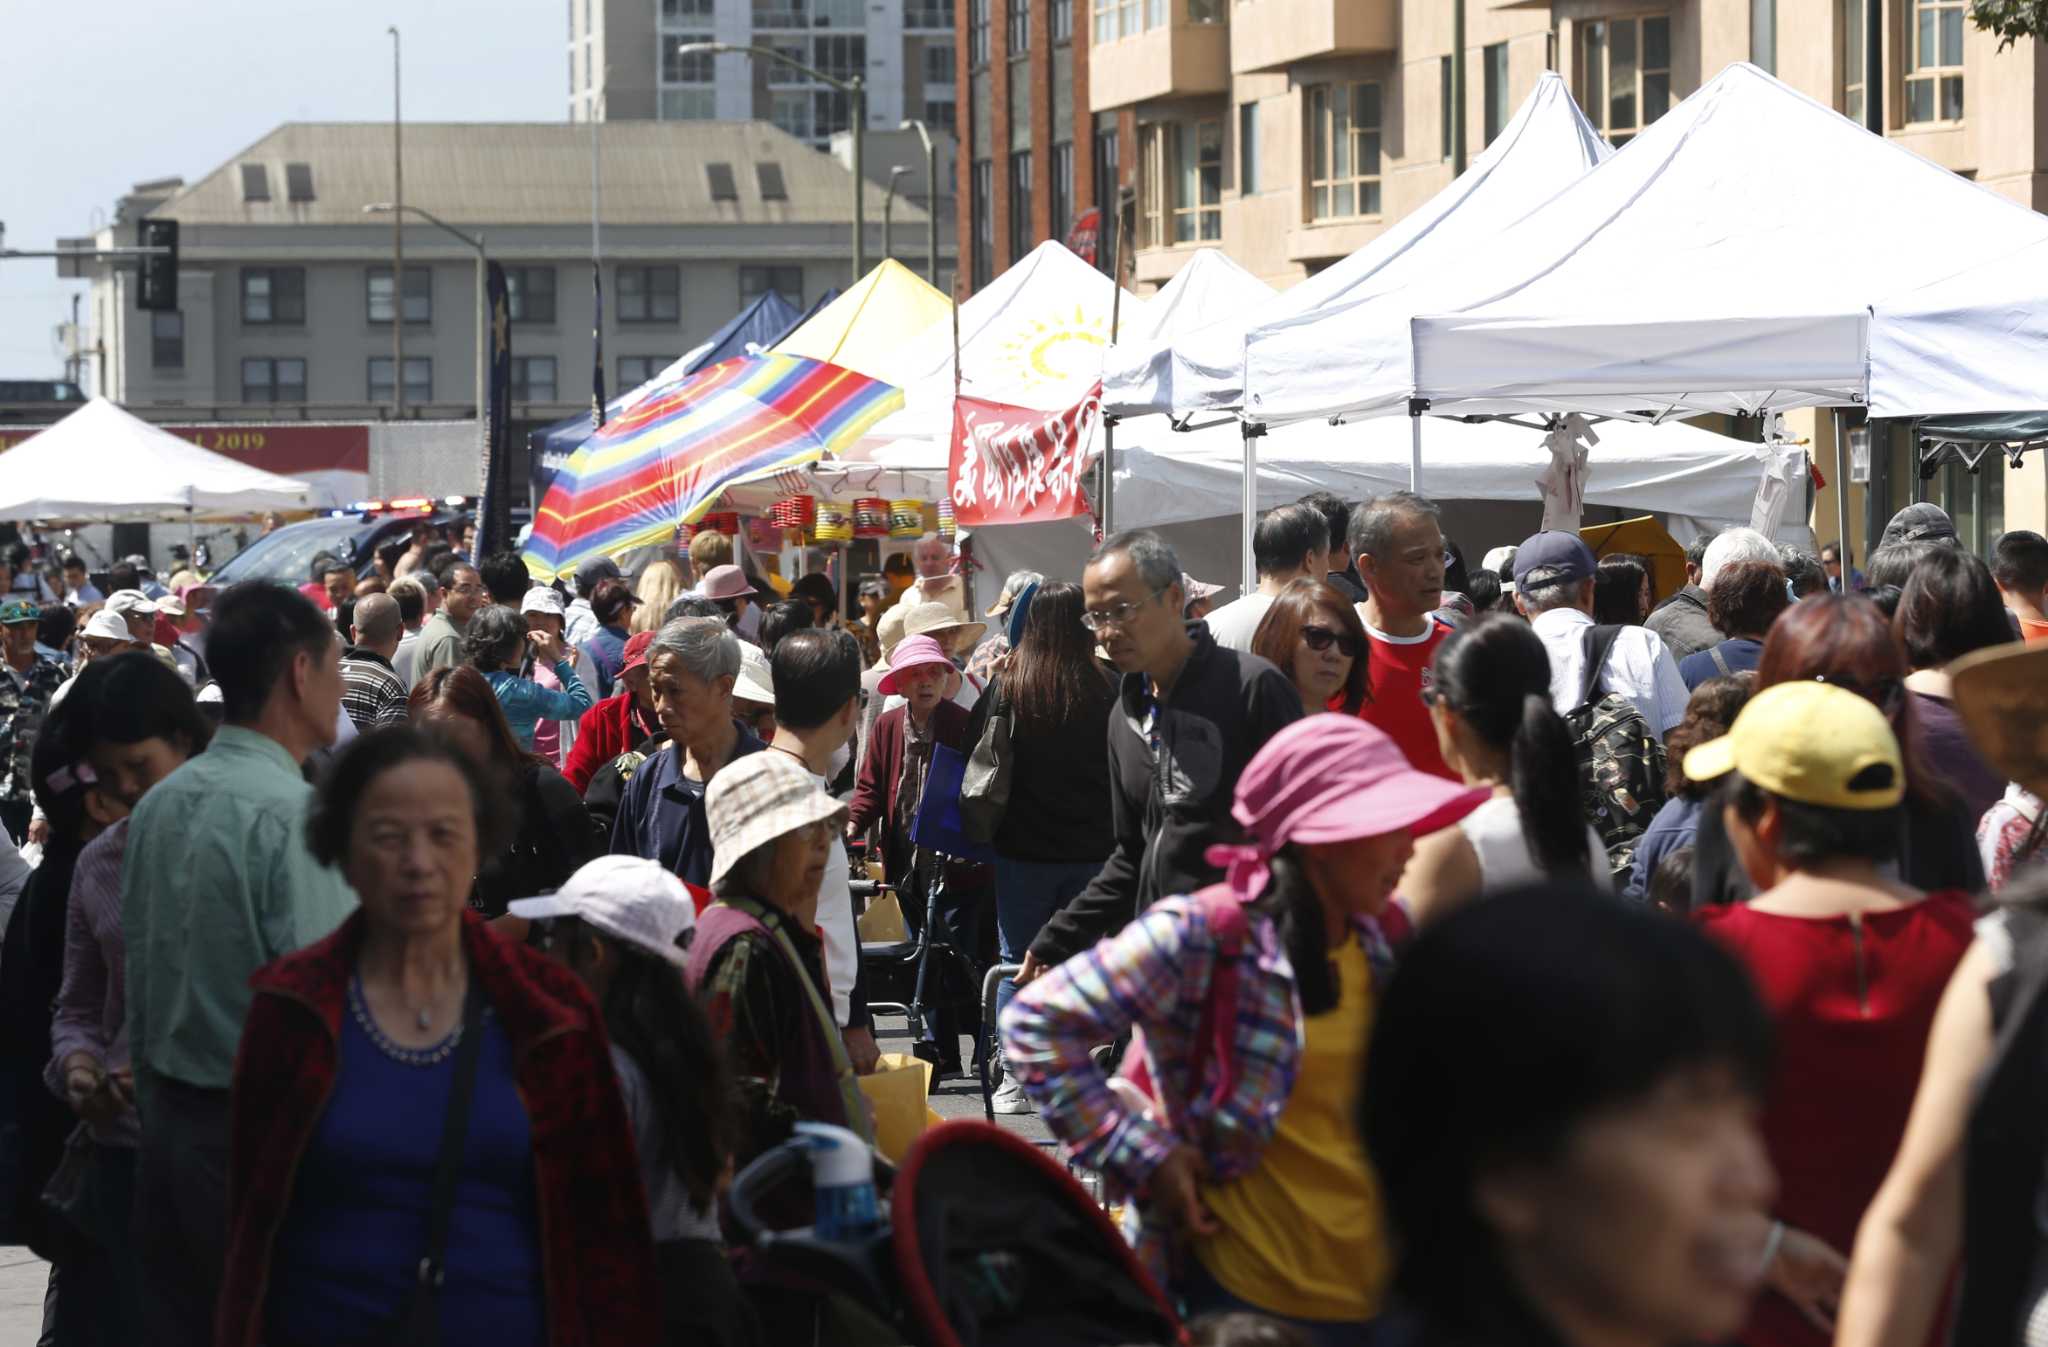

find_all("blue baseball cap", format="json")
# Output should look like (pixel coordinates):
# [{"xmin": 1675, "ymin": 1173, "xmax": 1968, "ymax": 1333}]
[{"xmin": 1511, "ymin": 531, "xmax": 1598, "ymax": 592}]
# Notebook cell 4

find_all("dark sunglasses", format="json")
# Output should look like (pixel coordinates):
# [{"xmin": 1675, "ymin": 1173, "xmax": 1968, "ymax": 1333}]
[{"xmin": 1300, "ymin": 625, "xmax": 1363, "ymax": 659}]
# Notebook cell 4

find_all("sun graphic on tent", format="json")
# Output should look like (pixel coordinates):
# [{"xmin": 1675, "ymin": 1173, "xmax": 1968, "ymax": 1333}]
[{"xmin": 996, "ymin": 305, "xmax": 1110, "ymax": 391}]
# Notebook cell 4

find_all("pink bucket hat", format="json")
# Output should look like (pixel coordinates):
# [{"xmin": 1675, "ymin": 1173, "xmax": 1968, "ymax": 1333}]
[
  {"xmin": 1207, "ymin": 713, "xmax": 1491, "ymax": 901},
  {"xmin": 878, "ymin": 634, "xmax": 953, "ymax": 696}
]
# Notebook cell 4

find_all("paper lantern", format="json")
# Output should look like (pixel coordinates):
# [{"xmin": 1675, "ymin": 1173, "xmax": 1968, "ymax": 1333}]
[
  {"xmin": 700, "ymin": 511, "xmax": 741, "ymax": 538},
  {"xmin": 813, "ymin": 507, "xmax": 854, "ymax": 543},
  {"xmin": 769, "ymin": 495, "xmax": 817, "ymax": 530},
  {"xmin": 889, "ymin": 499, "xmax": 926, "ymax": 539},
  {"xmin": 936, "ymin": 498, "xmax": 956, "ymax": 539},
  {"xmin": 852, "ymin": 497, "xmax": 891, "ymax": 538}
]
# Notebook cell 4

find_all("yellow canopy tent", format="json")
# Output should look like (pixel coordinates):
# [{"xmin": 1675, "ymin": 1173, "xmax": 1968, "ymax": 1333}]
[
  {"xmin": 1580, "ymin": 515, "xmax": 1686, "ymax": 606},
  {"xmin": 773, "ymin": 259, "xmax": 952, "ymax": 383}
]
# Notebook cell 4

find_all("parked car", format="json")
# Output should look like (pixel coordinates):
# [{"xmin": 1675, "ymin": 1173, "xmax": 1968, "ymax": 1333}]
[{"xmin": 206, "ymin": 497, "xmax": 478, "ymax": 589}]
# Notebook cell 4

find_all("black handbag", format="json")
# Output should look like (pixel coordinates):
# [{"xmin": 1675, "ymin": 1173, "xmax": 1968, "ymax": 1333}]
[{"xmin": 365, "ymin": 981, "xmax": 487, "ymax": 1347}]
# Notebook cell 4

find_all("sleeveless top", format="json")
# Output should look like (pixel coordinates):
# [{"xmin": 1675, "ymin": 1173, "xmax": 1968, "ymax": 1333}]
[{"xmin": 1455, "ymin": 795, "xmax": 1611, "ymax": 894}]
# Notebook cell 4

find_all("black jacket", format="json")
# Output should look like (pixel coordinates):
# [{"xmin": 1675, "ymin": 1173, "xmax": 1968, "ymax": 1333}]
[
  {"xmin": 965, "ymin": 663, "xmax": 1119, "ymax": 865},
  {"xmin": 1027, "ymin": 623, "xmax": 1303, "ymax": 966}
]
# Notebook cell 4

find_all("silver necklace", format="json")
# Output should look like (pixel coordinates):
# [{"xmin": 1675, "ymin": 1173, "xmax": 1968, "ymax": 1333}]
[{"xmin": 348, "ymin": 974, "xmax": 465, "ymax": 1068}]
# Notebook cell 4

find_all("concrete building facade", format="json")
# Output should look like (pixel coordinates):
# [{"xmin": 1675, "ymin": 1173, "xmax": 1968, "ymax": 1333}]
[
  {"xmin": 68, "ymin": 120, "xmax": 939, "ymax": 426},
  {"xmin": 1071, "ymin": 0, "xmax": 2048, "ymax": 556}
]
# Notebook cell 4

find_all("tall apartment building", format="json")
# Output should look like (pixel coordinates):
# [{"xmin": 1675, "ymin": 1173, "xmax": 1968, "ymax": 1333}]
[{"xmin": 570, "ymin": 0, "xmax": 958, "ymax": 145}]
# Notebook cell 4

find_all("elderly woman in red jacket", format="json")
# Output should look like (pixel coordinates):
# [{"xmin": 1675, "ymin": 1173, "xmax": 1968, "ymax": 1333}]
[
  {"xmin": 562, "ymin": 629, "xmax": 662, "ymax": 793},
  {"xmin": 216, "ymin": 727, "xmax": 659, "ymax": 1347}
]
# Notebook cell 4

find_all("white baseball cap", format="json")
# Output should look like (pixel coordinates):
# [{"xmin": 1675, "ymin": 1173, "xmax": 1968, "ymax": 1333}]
[
  {"xmin": 732, "ymin": 640, "xmax": 775, "ymax": 706},
  {"xmin": 81, "ymin": 609, "xmax": 133, "ymax": 642},
  {"xmin": 519, "ymin": 586, "xmax": 566, "ymax": 617},
  {"xmin": 507, "ymin": 856, "xmax": 695, "ymax": 968},
  {"xmin": 105, "ymin": 589, "xmax": 158, "ymax": 617}
]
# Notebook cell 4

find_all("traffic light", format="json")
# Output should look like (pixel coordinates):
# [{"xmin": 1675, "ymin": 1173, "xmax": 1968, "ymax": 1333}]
[{"xmin": 137, "ymin": 218, "xmax": 178, "ymax": 312}]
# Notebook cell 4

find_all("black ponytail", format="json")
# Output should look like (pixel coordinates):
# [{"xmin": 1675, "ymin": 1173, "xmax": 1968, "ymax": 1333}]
[
  {"xmin": 1253, "ymin": 846, "xmax": 1339, "ymax": 1016},
  {"xmin": 1509, "ymin": 692, "xmax": 1591, "ymax": 877},
  {"xmin": 564, "ymin": 919, "xmax": 733, "ymax": 1209}
]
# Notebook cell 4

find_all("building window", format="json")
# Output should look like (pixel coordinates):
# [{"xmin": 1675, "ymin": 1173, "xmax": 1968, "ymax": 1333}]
[
  {"xmin": 1484, "ymin": 42, "xmax": 1510, "ymax": 144},
  {"xmin": 1093, "ymin": 0, "xmax": 1115, "ymax": 44},
  {"xmin": 1009, "ymin": 151, "xmax": 1035, "ymax": 260},
  {"xmin": 1139, "ymin": 124, "xmax": 1166, "ymax": 247},
  {"xmin": 1751, "ymin": 0, "xmax": 1776, "ymax": 74},
  {"xmin": 506, "ymin": 267, "xmax": 557, "ymax": 324},
  {"xmin": 1441, "ymin": 56, "xmax": 1455, "ymax": 162},
  {"xmin": 662, "ymin": 90, "xmax": 717, "ymax": 119},
  {"xmin": 1172, "ymin": 121, "xmax": 1222, "ymax": 242},
  {"xmin": 1008, "ymin": 0, "xmax": 1030, "ymax": 52},
  {"xmin": 662, "ymin": 33, "xmax": 716, "ymax": 83},
  {"xmin": 814, "ymin": 34, "xmax": 865, "ymax": 83},
  {"xmin": 1188, "ymin": 0, "xmax": 1221, "ymax": 18},
  {"xmin": 906, "ymin": 2, "xmax": 954, "ymax": 29},
  {"xmin": 241, "ymin": 357, "xmax": 306, "ymax": 403},
  {"xmin": 368, "ymin": 357, "xmax": 432, "ymax": 404},
  {"xmin": 1093, "ymin": 122, "xmax": 1120, "ymax": 274},
  {"xmin": 151, "ymin": 312, "xmax": 184, "ymax": 370},
  {"xmin": 617, "ymin": 266, "xmax": 681, "ymax": 323},
  {"xmin": 1094, "ymin": 0, "xmax": 1140, "ymax": 42},
  {"xmin": 970, "ymin": 0, "xmax": 990, "ymax": 67},
  {"xmin": 1052, "ymin": 0, "xmax": 1073, "ymax": 43},
  {"xmin": 1050, "ymin": 141, "xmax": 1075, "ymax": 241},
  {"xmin": 740, "ymin": 266, "xmax": 804, "ymax": 308},
  {"xmin": 925, "ymin": 98, "xmax": 957, "ymax": 132},
  {"xmin": 1238, "ymin": 102, "xmax": 1258, "ymax": 194},
  {"xmin": 923, "ymin": 43, "xmax": 956, "ymax": 86},
  {"xmin": 1576, "ymin": 15, "xmax": 1671, "ymax": 146},
  {"xmin": 1307, "ymin": 82, "xmax": 1383, "ymax": 219},
  {"xmin": 240, "ymin": 267, "xmax": 305, "ymax": 325},
  {"xmin": 1842, "ymin": 0, "xmax": 1867, "ymax": 121},
  {"xmin": 1906, "ymin": 0, "xmax": 1965, "ymax": 123},
  {"xmin": 971, "ymin": 158, "xmax": 994, "ymax": 288},
  {"xmin": 511, "ymin": 356, "xmax": 558, "ymax": 402},
  {"xmin": 366, "ymin": 266, "xmax": 433, "ymax": 325},
  {"xmin": 661, "ymin": 0, "xmax": 714, "ymax": 18},
  {"xmin": 618, "ymin": 355, "xmax": 678, "ymax": 388}
]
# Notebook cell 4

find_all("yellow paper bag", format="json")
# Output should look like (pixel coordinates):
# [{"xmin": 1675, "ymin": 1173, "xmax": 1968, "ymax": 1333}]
[
  {"xmin": 858, "ymin": 1052, "xmax": 934, "ymax": 1163},
  {"xmin": 857, "ymin": 889, "xmax": 908, "ymax": 943}
]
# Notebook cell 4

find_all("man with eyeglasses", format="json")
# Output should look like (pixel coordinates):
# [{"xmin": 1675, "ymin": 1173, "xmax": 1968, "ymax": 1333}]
[
  {"xmin": 1350, "ymin": 491, "xmax": 1461, "ymax": 781},
  {"xmin": 414, "ymin": 556, "xmax": 488, "ymax": 679},
  {"xmin": 1014, "ymin": 530, "xmax": 1302, "ymax": 987}
]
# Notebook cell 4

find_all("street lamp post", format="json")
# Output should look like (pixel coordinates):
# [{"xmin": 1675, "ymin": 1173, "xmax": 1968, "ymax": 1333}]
[
  {"xmin": 881, "ymin": 166, "xmax": 910, "ymax": 265},
  {"xmin": 674, "ymin": 43, "xmax": 867, "ymax": 283},
  {"xmin": 364, "ymin": 204, "xmax": 486, "ymax": 449},
  {"xmin": 388, "ymin": 25, "xmax": 403, "ymax": 416},
  {"xmin": 900, "ymin": 119, "xmax": 939, "ymax": 286}
]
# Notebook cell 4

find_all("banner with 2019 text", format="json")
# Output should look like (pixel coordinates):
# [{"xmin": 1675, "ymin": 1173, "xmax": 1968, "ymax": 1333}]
[{"xmin": 947, "ymin": 383, "xmax": 1103, "ymax": 529}]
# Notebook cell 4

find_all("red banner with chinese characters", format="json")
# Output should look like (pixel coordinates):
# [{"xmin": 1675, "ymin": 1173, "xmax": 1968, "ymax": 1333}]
[
  {"xmin": 948, "ymin": 383, "xmax": 1103, "ymax": 528},
  {"xmin": 1065, "ymin": 207, "xmax": 1101, "ymax": 267}
]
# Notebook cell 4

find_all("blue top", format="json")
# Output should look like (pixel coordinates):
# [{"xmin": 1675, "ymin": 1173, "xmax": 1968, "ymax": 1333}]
[
  {"xmin": 609, "ymin": 726, "xmax": 766, "ymax": 885},
  {"xmin": 484, "ymin": 666, "xmax": 592, "ymax": 750},
  {"xmin": 581, "ymin": 625, "xmax": 631, "ymax": 700},
  {"xmin": 267, "ymin": 1003, "xmax": 545, "ymax": 1347},
  {"xmin": 1625, "ymin": 795, "xmax": 1705, "ymax": 902},
  {"xmin": 1677, "ymin": 637, "xmax": 1764, "ymax": 692}
]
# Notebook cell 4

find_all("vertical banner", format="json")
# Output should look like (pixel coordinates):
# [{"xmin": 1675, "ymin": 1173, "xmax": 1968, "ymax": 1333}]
[
  {"xmin": 948, "ymin": 382, "xmax": 1104, "ymax": 528},
  {"xmin": 591, "ymin": 262, "xmax": 607, "ymax": 428},
  {"xmin": 476, "ymin": 261, "xmax": 514, "ymax": 557}
]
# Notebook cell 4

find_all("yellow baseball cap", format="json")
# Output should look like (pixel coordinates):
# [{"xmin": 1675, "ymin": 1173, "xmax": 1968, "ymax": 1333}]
[{"xmin": 1682, "ymin": 680, "xmax": 1905, "ymax": 810}]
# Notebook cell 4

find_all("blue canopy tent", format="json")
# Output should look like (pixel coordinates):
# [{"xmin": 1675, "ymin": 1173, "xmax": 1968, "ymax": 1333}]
[{"xmin": 527, "ymin": 288, "xmax": 817, "ymax": 499}]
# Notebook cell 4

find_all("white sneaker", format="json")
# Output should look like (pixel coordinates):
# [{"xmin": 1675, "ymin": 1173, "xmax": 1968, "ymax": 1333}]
[{"xmin": 990, "ymin": 1076, "xmax": 1033, "ymax": 1115}]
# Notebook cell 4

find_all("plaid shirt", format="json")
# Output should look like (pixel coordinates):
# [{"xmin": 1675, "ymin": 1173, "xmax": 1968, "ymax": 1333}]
[
  {"xmin": 339, "ymin": 648, "xmax": 408, "ymax": 733},
  {"xmin": 0, "ymin": 656, "xmax": 63, "ymax": 806},
  {"xmin": 1001, "ymin": 891, "xmax": 1398, "ymax": 1288}
]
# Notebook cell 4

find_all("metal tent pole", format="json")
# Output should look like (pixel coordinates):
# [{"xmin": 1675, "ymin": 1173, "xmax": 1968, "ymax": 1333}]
[
  {"xmin": 1240, "ymin": 421, "xmax": 1265, "ymax": 596},
  {"xmin": 1408, "ymin": 398, "xmax": 1428, "ymax": 489}
]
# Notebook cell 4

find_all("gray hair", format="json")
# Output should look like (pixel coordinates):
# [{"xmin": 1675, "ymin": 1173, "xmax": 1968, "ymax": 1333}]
[
  {"xmin": 650, "ymin": 616, "xmax": 741, "ymax": 683},
  {"xmin": 461, "ymin": 604, "xmax": 527, "ymax": 671},
  {"xmin": 1090, "ymin": 530, "xmax": 1181, "ymax": 594},
  {"xmin": 997, "ymin": 570, "xmax": 1045, "ymax": 605},
  {"xmin": 1348, "ymin": 491, "xmax": 1441, "ymax": 562},
  {"xmin": 1521, "ymin": 570, "xmax": 1590, "ymax": 614},
  {"xmin": 412, "ymin": 568, "xmax": 442, "ymax": 597},
  {"xmin": 1699, "ymin": 528, "xmax": 1779, "ymax": 592}
]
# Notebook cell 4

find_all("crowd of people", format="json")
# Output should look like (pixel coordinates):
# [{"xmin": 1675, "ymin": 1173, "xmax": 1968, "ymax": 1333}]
[{"xmin": 0, "ymin": 491, "xmax": 2044, "ymax": 1347}]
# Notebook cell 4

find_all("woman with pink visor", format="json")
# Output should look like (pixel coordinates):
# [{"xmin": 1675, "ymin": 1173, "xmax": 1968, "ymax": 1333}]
[{"xmin": 1002, "ymin": 714, "xmax": 1490, "ymax": 1345}]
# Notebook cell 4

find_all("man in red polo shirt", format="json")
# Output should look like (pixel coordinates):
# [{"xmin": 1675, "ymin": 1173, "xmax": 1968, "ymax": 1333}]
[{"xmin": 1350, "ymin": 491, "xmax": 1458, "ymax": 780}]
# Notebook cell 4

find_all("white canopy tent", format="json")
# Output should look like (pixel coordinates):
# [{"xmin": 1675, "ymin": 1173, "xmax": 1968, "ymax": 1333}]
[
  {"xmin": 1242, "ymin": 64, "xmax": 2048, "ymax": 426},
  {"xmin": 1099, "ymin": 249, "xmax": 1276, "ymax": 414},
  {"xmin": 0, "ymin": 397, "xmax": 313, "ymax": 521},
  {"xmin": 1102, "ymin": 72, "xmax": 1610, "ymax": 419},
  {"xmin": 1869, "ymin": 235, "xmax": 2048, "ymax": 419}
]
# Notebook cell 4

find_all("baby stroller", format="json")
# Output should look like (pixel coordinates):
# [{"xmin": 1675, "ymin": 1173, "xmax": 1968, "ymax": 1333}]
[{"xmin": 729, "ymin": 1120, "xmax": 1184, "ymax": 1347}]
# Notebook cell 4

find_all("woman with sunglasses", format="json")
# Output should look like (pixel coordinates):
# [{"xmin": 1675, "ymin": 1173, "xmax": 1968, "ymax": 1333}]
[
  {"xmin": 1687, "ymin": 594, "xmax": 1984, "ymax": 909},
  {"xmin": 1398, "ymin": 614, "xmax": 1610, "ymax": 921},
  {"xmin": 1250, "ymin": 578, "xmax": 1370, "ymax": 716}
]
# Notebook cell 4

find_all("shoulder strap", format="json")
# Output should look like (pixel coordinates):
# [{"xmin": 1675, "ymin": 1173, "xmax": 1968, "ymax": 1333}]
[
  {"xmin": 1578, "ymin": 624, "xmax": 1625, "ymax": 711},
  {"xmin": 1708, "ymin": 644, "xmax": 1733, "ymax": 678},
  {"xmin": 420, "ymin": 979, "xmax": 487, "ymax": 1289}
]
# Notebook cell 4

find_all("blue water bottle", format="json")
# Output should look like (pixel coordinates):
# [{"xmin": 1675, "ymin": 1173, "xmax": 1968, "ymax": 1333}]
[{"xmin": 794, "ymin": 1122, "xmax": 881, "ymax": 1241}]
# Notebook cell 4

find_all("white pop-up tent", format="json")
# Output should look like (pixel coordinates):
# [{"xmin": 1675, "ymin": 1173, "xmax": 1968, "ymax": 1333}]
[
  {"xmin": 1869, "ymin": 235, "xmax": 2048, "ymax": 419},
  {"xmin": 1242, "ymin": 63, "xmax": 2048, "ymax": 426},
  {"xmin": 1101, "ymin": 249, "xmax": 1276, "ymax": 413},
  {"xmin": 1102, "ymin": 71, "xmax": 1610, "ymax": 419},
  {"xmin": 0, "ymin": 397, "xmax": 313, "ymax": 521}
]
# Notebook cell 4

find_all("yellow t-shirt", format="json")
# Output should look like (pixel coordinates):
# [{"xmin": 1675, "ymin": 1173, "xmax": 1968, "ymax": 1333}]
[{"xmin": 1194, "ymin": 937, "xmax": 1389, "ymax": 1322}]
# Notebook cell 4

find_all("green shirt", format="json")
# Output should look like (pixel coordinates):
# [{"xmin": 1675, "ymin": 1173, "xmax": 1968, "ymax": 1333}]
[
  {"xmin": 414, "ymin": 610, "xmax": 468, "ymax": 679},
  {"xmin": 122, "ymin": 725, "xmax": 358, "ymax": 1101}
]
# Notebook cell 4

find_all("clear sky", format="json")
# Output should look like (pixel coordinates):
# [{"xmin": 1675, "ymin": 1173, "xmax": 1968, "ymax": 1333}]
[{"xmin": 0, "ymin": 0, "xmax": 562, "ymax": 379}]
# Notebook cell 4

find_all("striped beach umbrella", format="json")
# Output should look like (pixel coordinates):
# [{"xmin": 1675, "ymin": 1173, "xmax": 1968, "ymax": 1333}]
[{"xmin": 523, "ymin": 353, "xmax": 903, "ymax": 581}]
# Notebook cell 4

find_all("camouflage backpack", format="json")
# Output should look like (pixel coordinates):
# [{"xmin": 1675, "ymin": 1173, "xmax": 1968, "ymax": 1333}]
[{"xmin": 1564, "ymin": 625, "xmax": 1668, "ymax": 881}]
